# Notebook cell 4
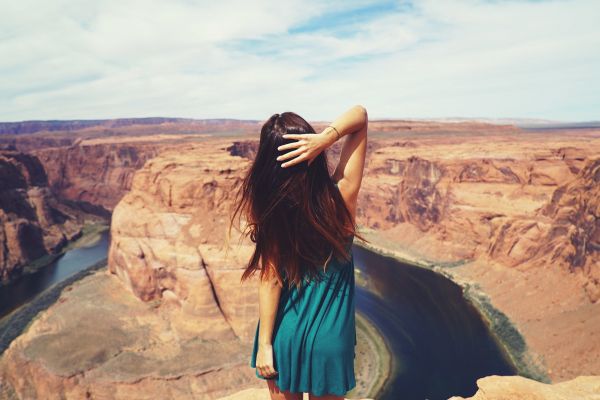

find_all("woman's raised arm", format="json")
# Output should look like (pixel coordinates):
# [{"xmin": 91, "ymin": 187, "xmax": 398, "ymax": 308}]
[{"xmin": 326, "ymin": 105, "xmax": 369, "ymax": 222}]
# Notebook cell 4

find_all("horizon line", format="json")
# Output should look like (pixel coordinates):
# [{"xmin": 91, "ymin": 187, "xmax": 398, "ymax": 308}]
[{"xmin": 1, "ymin": 115, "xmax": 598, "ymax": 125}]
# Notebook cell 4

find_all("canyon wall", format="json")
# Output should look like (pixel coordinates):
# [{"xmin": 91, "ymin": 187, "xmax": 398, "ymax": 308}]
[
  {"xmin": 350, "ymin": 132, "xmax": 600, "ymax": 381},
  {"xmin": 351, "ymin": 137, "xmax": 600, "ymax": 303},
  {"xmin": 0, "ymin": 151, "xmax": 84, "ymax": 281},
  {"xmin": 32, "ymin": 143, "xmax": 165, "ymax": 212},
  {"xmin": 449, "ymin": 374, "xmax": 600, "ymax": 400},
  {"xmin": 107, "ymin": 140, "xmax": 256, "ymax": 341}
]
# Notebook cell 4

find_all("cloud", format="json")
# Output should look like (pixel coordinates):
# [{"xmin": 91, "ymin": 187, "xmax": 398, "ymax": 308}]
[{"xmin": 0, "ymin": 0, "xmax": 598, "ymax": 122}]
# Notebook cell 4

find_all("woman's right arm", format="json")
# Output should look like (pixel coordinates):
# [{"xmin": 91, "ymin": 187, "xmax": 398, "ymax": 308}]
[{"xmin": 323, "ymin": 105, "xmax": 368, "ymax": 222}]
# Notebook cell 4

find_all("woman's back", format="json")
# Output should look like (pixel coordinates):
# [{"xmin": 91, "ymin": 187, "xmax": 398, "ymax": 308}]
[{"xmin": 250, "ymin": 183, "xmax": 357, "ymax": 397}]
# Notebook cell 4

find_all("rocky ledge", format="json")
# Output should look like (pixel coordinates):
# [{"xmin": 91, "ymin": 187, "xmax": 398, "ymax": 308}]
[{"xmin": 449, "ymin": 374, "xmax": 600, "ymax": 399}]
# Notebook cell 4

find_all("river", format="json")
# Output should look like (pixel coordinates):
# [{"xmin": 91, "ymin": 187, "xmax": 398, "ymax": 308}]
[
  {"xmin": 353, "ymin": 245, "xmax": 516, "ymax": 399},
  {"xmin": 0, "ymin": 230, "xmax": 111, "ymax": 319}
]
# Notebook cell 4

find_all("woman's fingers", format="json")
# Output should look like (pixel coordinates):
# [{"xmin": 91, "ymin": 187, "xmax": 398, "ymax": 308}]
[
  {"xmin": 278, "ymin": 133, "xmax": 309, "ymax": 151},
  {"xmin": 277, "ymin": 133, "xmax": 318, "ymax": 168},
  {"xmin": 257, "ymin": 365, "xmax": 278, "ymax": 378},
  {"xmin": 261, "ymin": 366, "xmax": 270, "ymax": 377},
  {"xmin": 277, "ymin": 145, "xmax": 311, "ymax": 168},
  {"xmin": 281, "ymin": 133, "xmax": 303, "ymax": 140},
  {"xmin": 281, "ymin": 154, "xmax": 309, "ymax": 168},
  {"xmin": 277, "ymin": 139, "xmax": 304, "ymax": 152},
  {"xmin": 277, "ymin": 146, "xmax": 304, "ymax": 162}
]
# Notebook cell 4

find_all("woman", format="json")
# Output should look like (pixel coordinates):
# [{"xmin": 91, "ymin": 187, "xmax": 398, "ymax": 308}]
[{"xmin": 230, "ymin": 105, "xmax": 369, "ymax": 400}]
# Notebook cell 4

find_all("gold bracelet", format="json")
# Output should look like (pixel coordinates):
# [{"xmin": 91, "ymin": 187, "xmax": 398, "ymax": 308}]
[{"xmin": 327, "ymin": 125, "xmax": 341, "ymax": 140}]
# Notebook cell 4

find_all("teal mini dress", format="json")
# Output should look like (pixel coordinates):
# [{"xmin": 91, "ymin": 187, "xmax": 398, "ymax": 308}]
[{"xmin": 250, "ymin": 185, "xmax": 357, "ymax": 396}]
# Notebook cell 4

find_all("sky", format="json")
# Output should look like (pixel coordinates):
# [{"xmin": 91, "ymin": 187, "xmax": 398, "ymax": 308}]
[{"xmin": 1, "ymin": 0, "xmax": 599, "ymax": 122}]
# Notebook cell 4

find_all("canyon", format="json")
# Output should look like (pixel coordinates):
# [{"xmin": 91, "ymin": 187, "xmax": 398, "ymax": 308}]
[
  {"xmin": 0, "ymin": 150, "xmax": 103, "ymax": 283},
  {"xmin": 0, "ymin": 118, "xmax": 599, "ymax": 398}
]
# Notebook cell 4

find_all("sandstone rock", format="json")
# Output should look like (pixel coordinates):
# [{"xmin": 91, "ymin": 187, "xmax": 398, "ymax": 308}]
[
  {"xmin": 0, "ymin": 269, "xmax": 259, "ymax": 400},
  {"xmin": 0, "ymin": 151, "xmax": 87, "ymax": 281},
  {"xmin": 32, "ymin": 143, "xmax": 164, "ymax": 212},
  {"xmin": 107, "ymin": 142, "xmax": 258, "ymax": 341},
  {"xmin": 448, "ymin": 374, "xmax": 600, "ymax": 400}
]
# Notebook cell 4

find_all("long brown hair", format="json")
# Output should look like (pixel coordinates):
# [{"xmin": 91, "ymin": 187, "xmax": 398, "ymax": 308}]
[{"xmin": 228, "ymin": 112, "xmax": 368, "ymax": 291}]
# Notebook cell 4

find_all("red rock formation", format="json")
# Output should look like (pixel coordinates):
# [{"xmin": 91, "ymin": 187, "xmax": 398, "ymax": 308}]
[
  {"xmin": 32, "ymin": 143, "xmax": 164, "ymax": 212},
  {"xmin": 0, "ymin": 151, "xmax": 84, "ymax": 281},
  {"xmin": 538, "ymin": 159, "xmax": 600, "ymax": 301},
  {"xmin": 0, "ymin": 117, "xmax": 263, "ymax": 213},
  {"xmin": 478, "ymin": 157, "xmax": 600, "ymax": 299},
  {"xmin": 0, "ymin": 268, "xmax": 260, "ymax": 400},
  {"xmin": 107, "ymin": 141, "xmax": 257, "ymax": 340},
  {"xmin": 355, "ymin": 137, "xmax": 600, "ymax": 302},
  {"xmin": 448, "ymin": 374, "xmax": 600, "ymax": 399},
  {"xmin": 349, "ymin": 132, "xmax": 600, "ymax": 381}
]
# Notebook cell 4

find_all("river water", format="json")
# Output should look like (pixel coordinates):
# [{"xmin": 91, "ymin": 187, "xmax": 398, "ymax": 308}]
[
  {"xmin": 0, "ymin": 230, "xmax": 110, "ymax": 319},
  {"xmin": 353, "ymin": 245, "xmax": 516, "ymax": 399},
  {"xmin": 0, "ymin": 232, "xmax": 515, "ymax": 399}
]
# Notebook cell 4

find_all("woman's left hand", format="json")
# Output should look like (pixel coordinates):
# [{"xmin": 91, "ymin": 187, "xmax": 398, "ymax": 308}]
[{"xmin": 276, "ymin": 132, "xmax": 332, "ymax": 168}]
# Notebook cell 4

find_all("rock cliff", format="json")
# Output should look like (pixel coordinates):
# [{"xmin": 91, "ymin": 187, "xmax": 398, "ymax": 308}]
[
  {"xmin": 107, "ymin": 140, "xmax": 256, "ymax": 341},
  {"xmin": 0, "ymin": 267, "xmax": 259, "ymax": 399},
  {"xmin": 0, "ymin": 117, "xmax": 260, "ymax": 213},
  {"xmin": 448, "ymin": 374, "xmax": 600, "ymax": 399},
  {"xmin": 0, "ymin": 151, "xmax": 85, "ymax": 281},
  {"xmin": 538, "ymin": 158, "xmax": 600, "ymax": 302},
  {"xmin": 31, "ymin": 142, "xmax": 166, "ymax": 212}
]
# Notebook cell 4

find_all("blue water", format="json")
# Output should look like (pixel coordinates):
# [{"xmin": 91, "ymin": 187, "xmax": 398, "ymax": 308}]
[
  {"xmin": 0, "ymin": 230, "xmax": 110, "ymax": 319},
  {"xmin": 353, "ymin": 245, "xmax": 516, "ymax": 400}
]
